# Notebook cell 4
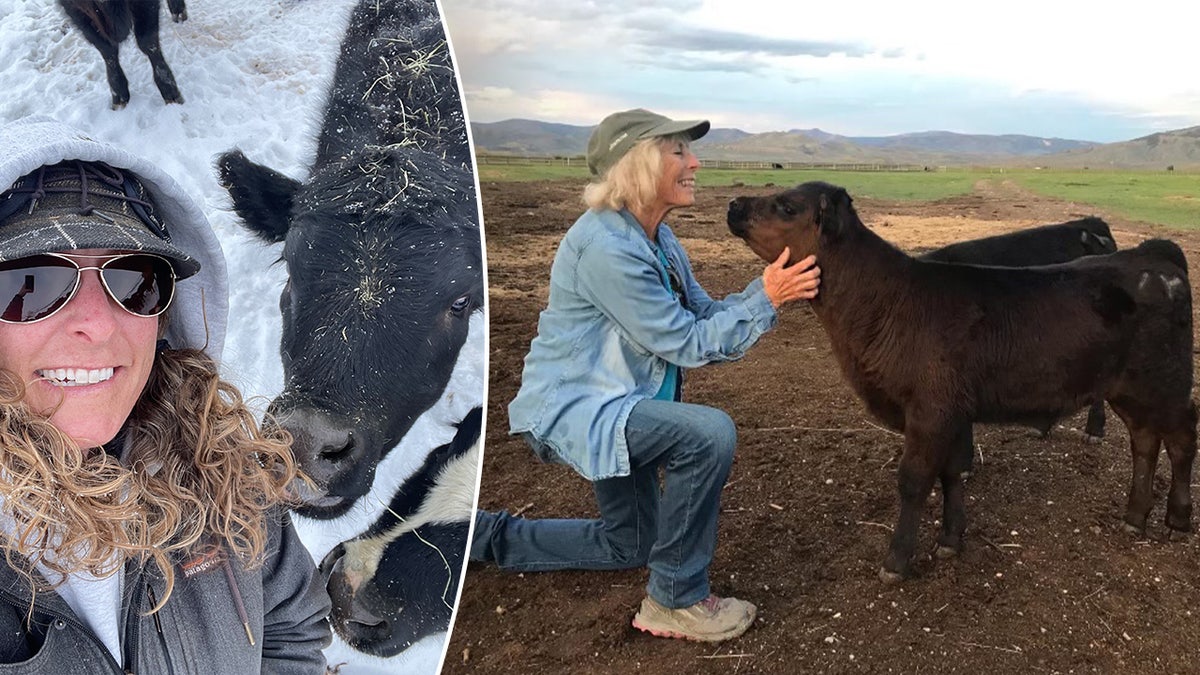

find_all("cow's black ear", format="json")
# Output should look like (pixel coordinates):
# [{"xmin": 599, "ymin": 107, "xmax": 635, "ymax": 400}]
[
  {"xmin": 1080, "ymin": 231, "xmax": 1115, "ymax": 254},
  {"xmin": 217, "ymin": 149, "xmax": 300, "ymax": 244},
  {"xmin": 817, "ymin": 185, "xmax": 852, "ymax": 239}
]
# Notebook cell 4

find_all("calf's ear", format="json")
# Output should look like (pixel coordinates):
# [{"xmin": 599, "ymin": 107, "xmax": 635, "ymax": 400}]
[
  {"xmin": 1085, "ymin": 231, "xmax": 1116, "ymax": 253},
  {"xmin": 216, "ymin": 149, "xmax": 300, "ymax": 243},
  {"xmin": 817, "ymin": 186, "xmax": 853, "ymax": 239}
]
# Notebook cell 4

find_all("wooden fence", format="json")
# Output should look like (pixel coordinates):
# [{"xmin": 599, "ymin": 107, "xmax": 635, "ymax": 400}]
[{"xmin": 474, "ymin": 154, "xmax": 932, "ymax": 172}]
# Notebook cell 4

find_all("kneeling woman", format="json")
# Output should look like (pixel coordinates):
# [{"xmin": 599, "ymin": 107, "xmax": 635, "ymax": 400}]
[
  {"xmin": 0, "ymin": 117, "xmax": 330, "ymax": 672},
  {"xmin": 472, "ymin": 109, "xmax": 821, "ymax": 642}
]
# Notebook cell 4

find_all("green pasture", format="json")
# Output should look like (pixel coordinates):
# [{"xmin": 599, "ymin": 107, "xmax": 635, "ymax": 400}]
[
  {"xmin": 1005, "ymin": 171, "xmax": 1200, "ymax": 229},
  {"xmin": 477, "ymin": 163, "xmax": 592, "ymax": 183},
  {"xmin": 476, "ymin": 162, "xmax": 1200, "ymax": 229},
  {"xmin": 475, "ymin": 163, "xmax": 975, "ymax": 199}
]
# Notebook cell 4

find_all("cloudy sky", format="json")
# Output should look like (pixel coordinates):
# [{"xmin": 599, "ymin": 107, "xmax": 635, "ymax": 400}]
[{"xmin": 440, "ymin": 0, "xmax": 1200, "ymax": 143}]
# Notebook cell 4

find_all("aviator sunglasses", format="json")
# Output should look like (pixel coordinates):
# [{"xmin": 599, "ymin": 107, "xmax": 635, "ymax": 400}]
[{"xmin": 0, "ymin": 252, "xmax": 176, "ymax": 324}]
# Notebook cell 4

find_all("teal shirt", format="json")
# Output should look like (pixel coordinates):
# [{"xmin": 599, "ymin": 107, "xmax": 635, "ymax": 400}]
[{"xmin": 651, "ymin": 243, "xmax": 680, "ymax": 401}]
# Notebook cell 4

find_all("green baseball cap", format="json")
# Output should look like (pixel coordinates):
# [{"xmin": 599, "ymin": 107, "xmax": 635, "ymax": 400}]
[{"xmin": 586, "ymin": 108, "xmax": 710, "ymax": 176}]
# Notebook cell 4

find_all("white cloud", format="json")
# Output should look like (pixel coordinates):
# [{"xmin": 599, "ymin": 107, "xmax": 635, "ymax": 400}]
[{"xmin": 442, "ymin": 0, "xmax": 1200, "ymax": 139}]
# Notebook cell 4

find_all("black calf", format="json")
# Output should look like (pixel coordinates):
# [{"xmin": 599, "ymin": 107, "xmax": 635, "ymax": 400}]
[
  {"xmin": 920, "ymin": 216, "xmax": 1116, "ymax": 266},
  {"xmin": 58, "ymin": 0, "xmax": 186, "ymax": 109},
  {"xmin": 921, "ymin": 217, "xmax": 1119, "ymax": 441}
]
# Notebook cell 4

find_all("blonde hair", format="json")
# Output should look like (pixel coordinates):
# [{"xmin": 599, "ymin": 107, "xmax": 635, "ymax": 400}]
[
  {"xmin": 584, "ymin": 133, "xmax": 692, "ymax": 213},
  {"xmin": 0, "ymin": 347, "xmax": 298, "ymax": 610}
]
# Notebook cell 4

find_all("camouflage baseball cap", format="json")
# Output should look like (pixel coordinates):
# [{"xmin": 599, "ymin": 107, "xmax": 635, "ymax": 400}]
[
  {"xmin": 586, "ymin": 108, "xmax": 710, "ymax": 176},
  {"xmin": 0, "ymin": 160, "xmax": 200, "ymax": 278}
]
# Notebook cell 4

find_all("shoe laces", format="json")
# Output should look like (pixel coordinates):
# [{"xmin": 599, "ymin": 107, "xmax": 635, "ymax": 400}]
[{"xmin": 696, "ymin": 595, "xmax": 722, "ymax": 614}]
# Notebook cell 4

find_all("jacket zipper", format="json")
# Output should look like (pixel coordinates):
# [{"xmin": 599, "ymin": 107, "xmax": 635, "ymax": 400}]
[
  {"xmin": 121, "ymin": 567, "xmax": 143, "ymax": 674},
  {"xmin": 145, "ymin": 584, "xmax": 178, "ymax": 675}
]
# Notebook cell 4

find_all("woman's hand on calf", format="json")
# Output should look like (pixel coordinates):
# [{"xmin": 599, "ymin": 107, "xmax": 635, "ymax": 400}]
[{"xmin": 763, "ymin": 248, "xmax": 820, "ymax": 308}]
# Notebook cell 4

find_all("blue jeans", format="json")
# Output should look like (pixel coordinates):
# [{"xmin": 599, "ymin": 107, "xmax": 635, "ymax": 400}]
[{"xmin": 471, "ymin": 399, "xmax": 737, "ymax": 609}]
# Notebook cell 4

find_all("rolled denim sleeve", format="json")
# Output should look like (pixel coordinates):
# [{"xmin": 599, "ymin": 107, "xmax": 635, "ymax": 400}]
[
  {"xmin": 573, "ymin": 237, "xmax": 776, "ymax": 368},
  {"xmin": 685, "ymin": 270, "xmax": 770, "ymax": 321}
]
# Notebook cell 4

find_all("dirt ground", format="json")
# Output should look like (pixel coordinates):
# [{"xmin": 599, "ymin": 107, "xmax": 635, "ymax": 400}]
[{"xmin": 446, "ymin": 176, "xmax": 1200, "ymax": 674}]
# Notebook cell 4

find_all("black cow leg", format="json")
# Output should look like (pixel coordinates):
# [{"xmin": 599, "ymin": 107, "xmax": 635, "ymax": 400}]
[
  {"xmin": 936, "ymin": 425, "xmax": 972, "ymax": 557},
  {"xmin": 880, "ymin": 428, "xmax": 940, "ymax": 583},
  {"xmin": 1083, "ymin": 400, "xmax": 1106, "ymax": 442},
  {"xmin": 166, "ymin": 0, "xmax": 188, "ymax": 22},
  {"xmin": 131, "ymin": 3, "xmax": 183, "ymax": 104},
  {"xmin": 958, "ymin": 426, "xmax": 976, "ymax": 480},
  {"xmin": 97, "ymin": 46, "xmax": 130, "ymax": 109},
  {"xmin": 1163, "ymin": 402, "xmax": 1197, "ymax": 535},
  {"xmin": 1118, "ymin": 414, "xmax": 1161, "ymax": 537}
]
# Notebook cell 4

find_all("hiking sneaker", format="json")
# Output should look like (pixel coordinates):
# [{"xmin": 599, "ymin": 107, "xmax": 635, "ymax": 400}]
[{"xmin": 631, "ymin": 594, "xmax": 756, "ymax": 642}]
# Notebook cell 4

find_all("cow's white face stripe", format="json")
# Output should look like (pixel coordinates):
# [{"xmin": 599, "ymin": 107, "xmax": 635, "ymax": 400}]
[{"xmin": 340, "ymin": 439, "xmax": 479, "ymax": 596}]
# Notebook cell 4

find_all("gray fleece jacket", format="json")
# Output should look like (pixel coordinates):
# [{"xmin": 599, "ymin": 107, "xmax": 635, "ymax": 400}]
[
  {"xmin": 0, "ymin": 510, "xmax": 331, "ymax": 674},
  {"xmin": 0, "ymin": 117, "xmax": 331, "ymax": 673}
]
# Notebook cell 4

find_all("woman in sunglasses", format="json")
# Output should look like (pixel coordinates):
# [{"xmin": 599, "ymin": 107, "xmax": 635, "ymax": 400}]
[
  {"xmin": 0, "ymin": 117, "xmax": 330, "ymax": 673},
  {"xmin": 471, "ymin": 109, "xmax": 822, "ymax": 642}
]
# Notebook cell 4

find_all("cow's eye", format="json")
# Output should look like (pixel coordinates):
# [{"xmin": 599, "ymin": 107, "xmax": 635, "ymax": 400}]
[
  {"xmin": 450, "ymin": 295, "xmax": 471, "ymax": 314},
  {"xmin": 779, "ymin": 202, "xmax": 796, "ymax": 216}
]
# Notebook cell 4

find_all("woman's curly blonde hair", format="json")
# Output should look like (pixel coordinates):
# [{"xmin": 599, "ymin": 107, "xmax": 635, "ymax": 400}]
[{"xmin": 0, "ymin": 346, "xmax": 298, "ymax": 610}]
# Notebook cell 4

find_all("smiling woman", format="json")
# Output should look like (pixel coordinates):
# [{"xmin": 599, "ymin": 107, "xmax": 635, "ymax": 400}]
[
  {"xmin": 471, "ymin": 108, "xmax": 823, "ymax": 643},
  {"xmin": 0, "ymin": 248, "xmax": 163, "ymax": 448},
  {"xmin": 0, "ymin": 117, "xmax": 331, "ymax": 674}
]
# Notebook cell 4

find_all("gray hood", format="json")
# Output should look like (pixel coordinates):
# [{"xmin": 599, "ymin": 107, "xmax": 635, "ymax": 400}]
[{"xmin": 0, "ymin": 116, "xmax": 228, "ymax": 359}]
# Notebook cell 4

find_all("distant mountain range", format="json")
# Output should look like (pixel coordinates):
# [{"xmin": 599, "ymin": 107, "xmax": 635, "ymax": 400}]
[{"xmin": 471, "ymin": 119, "xmax": 1200, "ymax": 169}]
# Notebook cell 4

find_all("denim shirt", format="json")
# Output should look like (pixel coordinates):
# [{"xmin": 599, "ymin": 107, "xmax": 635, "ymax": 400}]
[{"xmin": 508, "ymin": 208, "xmax": 777, "ymax": 480}]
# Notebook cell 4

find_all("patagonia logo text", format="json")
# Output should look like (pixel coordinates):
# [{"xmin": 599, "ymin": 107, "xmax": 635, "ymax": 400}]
[{"xmin": 181, "ymin": 547, "xmax": 224, "ymax": 578}]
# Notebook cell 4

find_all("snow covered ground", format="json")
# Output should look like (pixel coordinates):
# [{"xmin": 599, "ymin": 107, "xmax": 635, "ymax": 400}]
[{"xmin": 0, "ymin": 1, "xmax": 486, "ymax": 672}]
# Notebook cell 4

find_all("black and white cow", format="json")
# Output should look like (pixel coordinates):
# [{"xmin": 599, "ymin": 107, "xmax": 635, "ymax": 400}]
[
  {"xmin": 320, "ymin": 407, "xmax": 481, "ymax": 657},
  {"xmin": 217, "ymin": 0, "xmax": 481, "ymax": 520},
  {"xmin": 216, "ymin": 0, "xmax": 483, "ymax": 667}
]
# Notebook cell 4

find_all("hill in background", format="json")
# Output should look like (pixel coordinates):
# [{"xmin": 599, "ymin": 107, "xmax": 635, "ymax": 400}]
[
  {"xmin": 471, "ymin": 119, "xmax": 1200, "ymax": 170},
  {"xmin": 1013, "ymin": 126, "xmax": 1200, "ymax": 170}
]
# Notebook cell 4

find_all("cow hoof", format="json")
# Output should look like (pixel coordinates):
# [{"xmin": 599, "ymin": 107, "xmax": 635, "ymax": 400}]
[
  {"xmin": 165, "ymin": 94, "xmax": 185, "ymax": 105},
  {"xmin": 1121, "ymin": 521, "xmax": 1146, "ymax": 538},
  {"xmin": 1166, "ymin": 528, "xmax": 1190, "ymax": 542},
  {"xmin": 1084, "ymin": 434, "xmax": 1103, "ymax": 445},
  {"xmin": 878, "ymin": 567, "xmax": 905, "ymax": 585},
  {"xmin": 173, "ymin": 10, "xmax": 188, "ymax": 22},
  {"xmin": 934, "ymin": 545, "xmax": 959, "ymax": 559},
  {"xmin": 1165, "ymin": 509, "xmax": 1191, "ymax": 532}
]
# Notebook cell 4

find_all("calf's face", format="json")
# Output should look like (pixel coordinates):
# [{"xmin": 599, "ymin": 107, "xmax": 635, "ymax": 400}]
[
  {"xmin": 218, "ymin": 147, "xmax": 482, "ymax": 518},
  {"xmin": 320, "ymin": 522, "xmax": 468, "ymax": 655},
  {"xmin": 727, "ymin": 181, "xmax": 851, "ymax": 265}
]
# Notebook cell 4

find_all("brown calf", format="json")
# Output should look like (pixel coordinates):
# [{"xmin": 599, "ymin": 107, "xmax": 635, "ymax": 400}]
[{"xmin": 727, "ymin": 182, "xmax": 1196, "ymax": 582}]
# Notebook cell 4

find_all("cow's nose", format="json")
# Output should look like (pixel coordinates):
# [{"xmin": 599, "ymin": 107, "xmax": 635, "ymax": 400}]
[
  {"xmin": 324, "ymin": 549, "xmax": 392, "ymax": 640},
  {"xmin": 270, "ymin": 405, "xmax": 367, "ymax": 486},
  {"xmin": 727, "ymin": 197, "xmax": 747, "ymax": 224},
  {"xmin": 294, "ymin": 413, "xmax": 356, "ymax": 462}
]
